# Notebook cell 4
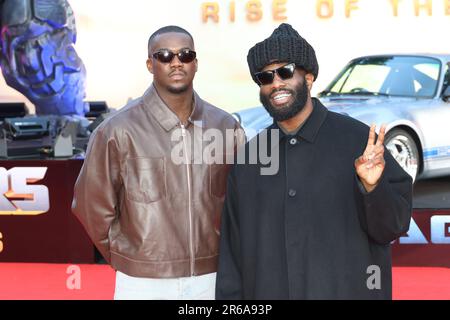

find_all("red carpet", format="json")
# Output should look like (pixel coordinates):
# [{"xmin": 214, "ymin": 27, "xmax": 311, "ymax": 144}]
[
  {"xmin": 0, "ymin": 263, "xmax": 449, "ymax": 300},
  {"xmin": 392, "ymin": 267, "xmax": 450, "ymax": 300},
  {"xmin": 0, "ymin": 263, "xmax": 115, "ymax": 300}
]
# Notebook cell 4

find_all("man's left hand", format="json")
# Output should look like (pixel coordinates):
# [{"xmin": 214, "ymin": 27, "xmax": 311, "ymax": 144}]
[{"xmin": 355, "ymin": 124, "xmax": 386, "ymax": 193}]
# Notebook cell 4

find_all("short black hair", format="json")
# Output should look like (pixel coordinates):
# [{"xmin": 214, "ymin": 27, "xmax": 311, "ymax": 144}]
[{"xmin": 148, "ymin": 26, "xmax": 194, "ymax": 55}]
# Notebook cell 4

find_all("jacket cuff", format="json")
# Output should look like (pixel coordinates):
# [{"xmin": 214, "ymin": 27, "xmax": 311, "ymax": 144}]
[{"xmin": 355, "ymin": 169, "xmax": 389, "ymax": 205}]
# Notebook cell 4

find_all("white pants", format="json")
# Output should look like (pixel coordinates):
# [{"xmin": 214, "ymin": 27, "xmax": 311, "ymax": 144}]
[{"xmin": 114, "ymin": 271, "xmax": 216, "ymax": 300}]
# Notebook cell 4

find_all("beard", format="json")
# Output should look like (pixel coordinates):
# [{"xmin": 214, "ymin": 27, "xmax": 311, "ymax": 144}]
[
  {"xmin": 167, "ymin": 84, "xmax": 190, "ymax": 94},
  {"xmin": 259, "ymin": 78, "xmax": 308, "ymax": 122}
]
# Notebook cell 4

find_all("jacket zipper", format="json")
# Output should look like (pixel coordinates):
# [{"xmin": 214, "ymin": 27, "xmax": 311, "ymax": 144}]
[{"xmin": 181, "ymin": 123, "xmax": 195, "ymax": 276}]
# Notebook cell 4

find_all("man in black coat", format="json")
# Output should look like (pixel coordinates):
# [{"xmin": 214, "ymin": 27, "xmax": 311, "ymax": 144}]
[{"xmin": 215, "ymin": 24, "xmax": 413, "ymax": 300}]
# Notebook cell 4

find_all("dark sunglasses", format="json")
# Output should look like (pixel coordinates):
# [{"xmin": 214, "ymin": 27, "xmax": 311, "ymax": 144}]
[
  {"xmin": 152, "ymin": 49, "xmax": 196, "ymax": 64},
  {"xmin": 254, "ymin": 63, "xmax": 296, "ymax": 85}
]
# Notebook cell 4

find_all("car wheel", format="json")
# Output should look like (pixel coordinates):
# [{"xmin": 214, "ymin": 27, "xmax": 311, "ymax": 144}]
[{"xmin": 384, "ymin": 129, "xmax": 420, "ymax": 182}]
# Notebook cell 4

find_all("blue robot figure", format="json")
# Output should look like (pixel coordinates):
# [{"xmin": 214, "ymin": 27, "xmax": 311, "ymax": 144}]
[{"xmin": 0, "ymin": 0, "xmax": 88, "ymax": 116}]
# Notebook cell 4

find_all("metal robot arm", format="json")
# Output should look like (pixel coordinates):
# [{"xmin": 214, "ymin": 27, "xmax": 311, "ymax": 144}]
[{"xmin": 0, "ymin": 0, "xmax": 87, "ymax": 116}]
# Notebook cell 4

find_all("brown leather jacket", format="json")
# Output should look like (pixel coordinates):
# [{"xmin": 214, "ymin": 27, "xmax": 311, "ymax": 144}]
[{"xmin": 72, "ymin": 85, "xmax": 244, "ymax": 278}]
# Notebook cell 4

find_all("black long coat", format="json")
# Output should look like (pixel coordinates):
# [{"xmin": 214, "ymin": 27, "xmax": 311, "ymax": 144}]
[{"xmin": 216, "ymin": 99, "xmax": 413, "ymax": 300}]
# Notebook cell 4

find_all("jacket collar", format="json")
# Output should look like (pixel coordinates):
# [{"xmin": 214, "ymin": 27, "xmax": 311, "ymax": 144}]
[
  {"xmin": 143, "ymin": 84, "xmax": 205, "ymax": 131},
  {"xmin": 269, "ymin": 98, "xmax": 328, "ymax": 143},
  {"xmin": 189, "ymin": 91, "xmax": 206, "ymax": 128}
]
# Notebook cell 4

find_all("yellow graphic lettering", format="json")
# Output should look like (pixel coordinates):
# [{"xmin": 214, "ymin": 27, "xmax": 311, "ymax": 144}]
[
  {"xmin": 246, "ymin": 0, "xmax": 263, "ymax": 22},
  {"xmin": 273, "ymin": 0, "xmax": 288, "ymax": 21},
  {"xmin": 317, "ymin": 0, "xmax": 334, "ymax": 19},
  {"xmin": 414, "ymin": 0, "xmax": 432, "ymax": 16},
  {"xmin": 390, "ymin": 0, "xmax": 401, "ymax": 16},
  {"xmin": 345, "ymin": 0, "xmax": 359, "ymax": 18},
  {"xmin": 230, "ymin": 1, "xmax": 236, "ymax": 22},
  {"xmin": 0, "ymin": 167, "xmax": 49, "ymax": 215},
  {"xmin": 202, "ymin": 2, "xmax": 220, "ymax": 23}
]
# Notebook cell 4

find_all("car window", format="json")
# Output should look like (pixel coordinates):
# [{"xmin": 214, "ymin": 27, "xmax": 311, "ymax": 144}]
[
  {"xmin": 411, "ymin": 63, "xmax": 440, "ymax": 97},
  {"xmin": 444, "ymin": 62, "xmax": 450, "ymax": 88},
  {"xmin": 326, "ymin": 56, "xmax": 441, "ymax": 98},
  {"xmin": 339, "ymin": 65, "xmax": 390, "ymax": 93}
]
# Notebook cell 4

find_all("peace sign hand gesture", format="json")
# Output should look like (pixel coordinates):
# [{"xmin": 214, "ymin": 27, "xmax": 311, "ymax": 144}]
[{"xmin": 355, "ymin": 124, "xmax": 387, "ymax": 193}]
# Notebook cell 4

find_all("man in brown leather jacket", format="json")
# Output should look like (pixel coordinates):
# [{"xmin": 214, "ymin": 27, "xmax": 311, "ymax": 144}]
[{"xmin": 72, "ymin": 25, "xmax": 244, "ymax": 299}]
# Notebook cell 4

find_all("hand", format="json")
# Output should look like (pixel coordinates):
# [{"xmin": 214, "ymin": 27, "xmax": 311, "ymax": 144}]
[{"xmin": 355, "ymin": 124, "xmax": 386, "ymax": 193}]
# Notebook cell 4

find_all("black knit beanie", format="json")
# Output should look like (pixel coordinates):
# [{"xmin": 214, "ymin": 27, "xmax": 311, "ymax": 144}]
[{"xmin": 247, "ymin": 23, "xmax": 319, "ymax": 83}]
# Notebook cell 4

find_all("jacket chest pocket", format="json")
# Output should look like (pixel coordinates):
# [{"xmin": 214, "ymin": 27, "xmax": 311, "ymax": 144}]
[{"xmin": 125, "ymin": 157, "xmax": 166, "ymax": 203}]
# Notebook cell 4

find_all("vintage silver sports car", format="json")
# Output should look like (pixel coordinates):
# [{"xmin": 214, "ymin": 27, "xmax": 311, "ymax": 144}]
[{"xmin": 234, "ymin": 54, "xmax": 450, "ymax": 182}]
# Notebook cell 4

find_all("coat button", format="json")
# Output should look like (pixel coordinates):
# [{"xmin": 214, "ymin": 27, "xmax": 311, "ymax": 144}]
[
  {"xmin": 288, "ymin": 189, "xmax": 297, "ymax": 197},
  {"xmin": 289, "ymin": 138, "xmax": 297, "ymax": 145}
]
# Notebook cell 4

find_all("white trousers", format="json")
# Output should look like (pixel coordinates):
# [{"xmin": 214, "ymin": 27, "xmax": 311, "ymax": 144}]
[{"xmin": 114, "ymin": 271, "xmax": 216, "ymax": 300}]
